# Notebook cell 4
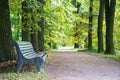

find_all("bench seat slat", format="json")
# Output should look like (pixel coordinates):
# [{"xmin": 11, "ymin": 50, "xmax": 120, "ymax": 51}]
[{"xmin": 21, "ymin": 49, "xmax": 34, "ymax": 54}]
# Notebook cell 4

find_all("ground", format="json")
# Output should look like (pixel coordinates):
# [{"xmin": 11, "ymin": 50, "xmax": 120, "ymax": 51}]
[{"xmin": 44, "ymin": 49, "xmax": 120, "ymax": 80}]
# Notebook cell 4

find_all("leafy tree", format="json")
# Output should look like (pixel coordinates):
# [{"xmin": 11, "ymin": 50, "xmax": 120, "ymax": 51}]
[
  {"xmin": 74, "ymin": 1, "xmax": 81, "ymax": 48},
  {"xmin": 22, "ymin": 0, "xmax": 31, "ymax": 41},
  {"xmin": 43, "ymin": 0, "xmax": 76, "ymax": 48},
  {"xmin": 9, "ymin": 0, "xmax": 22, "ymax": 41}
]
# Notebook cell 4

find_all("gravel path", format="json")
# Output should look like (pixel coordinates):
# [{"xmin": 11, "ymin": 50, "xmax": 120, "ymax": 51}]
[{"xmin": 44, "ymin": 49, "xmax": 120, "ymax": 80}]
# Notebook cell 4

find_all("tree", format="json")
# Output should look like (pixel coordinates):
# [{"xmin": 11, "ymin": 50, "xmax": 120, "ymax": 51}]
[
  {"xmin": 0, "ymin": 0, "xmax": 14, "ymax": 61},
  {"xmin": 22, "ymin": 0, "xmax": 31, "ymax": 41},
  {"xmin": 88, "ymin": 0, "xmax": 93, "ymax": 50},
  {"xmin": 31, "ymin": 30, "xmax": 39, "ymax": 53},
  {"xmin": 37, "ymin": 0, "xmax": 45, "ymax": 51},
  {"xmin": 105, "ymin": 0, "xmax": 116, "ymax": 54},
  {"xmin": 38, "ymin": 18, "xmax": 45, "ymax": 51},
  {"xmin": 74, "ymin": 1, "xmax": 81, "ymax": 48},
  {"xmin": 97, "ymin": 0, "xmax": 105, "ymax": 53}
]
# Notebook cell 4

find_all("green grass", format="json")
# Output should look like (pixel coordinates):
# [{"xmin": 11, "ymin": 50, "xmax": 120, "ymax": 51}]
[
  {"xmin": 79, "ymin": 48, "xmax": 120, "ymax": 61},
  {"xmin": 0, "ymin": 62, "xmax": 48, "ymax": 80},
  {"xmin": 0, "ymin": 69, "xmax": 48, "ymax": 80}
]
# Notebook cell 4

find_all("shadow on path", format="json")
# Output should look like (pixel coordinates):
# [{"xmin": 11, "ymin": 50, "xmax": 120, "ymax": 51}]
[{"xmin": 44, "ymin": 49, "xmax": 120, "ymax": 80}]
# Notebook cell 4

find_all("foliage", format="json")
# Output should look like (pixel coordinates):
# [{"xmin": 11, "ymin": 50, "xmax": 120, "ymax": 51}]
[
  {"xmin": 43, "ymin": 0, "xmax": 77, "ymax": 47},
  {"xmin": 9, "ymin": 0, "xmax": 22, "ymax": 40},
  {"xmin": 9, "ymin": 0, "xmax": 120, "ymax": 53}
]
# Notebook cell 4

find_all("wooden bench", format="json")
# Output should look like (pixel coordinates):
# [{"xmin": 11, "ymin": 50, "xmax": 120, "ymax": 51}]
[{"xmin": 12, "ymin": 41, "xmax": 48, "ymax": 73}]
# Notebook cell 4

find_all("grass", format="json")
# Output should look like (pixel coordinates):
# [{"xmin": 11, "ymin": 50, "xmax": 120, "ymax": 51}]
[
  {"xmin": 0, "ymin": 69, "xmax": 48, "ymax": 80},
  {"xmin": 0, "ymin": 60, "xmax": 48, "ymax": 80},
  {"xmin": 79, "ymin": 48, "xmax": 120, "ymax": 61},
  {"xmin": 0, "ymin": 50, "xmax": 54, "ymax": 80}
]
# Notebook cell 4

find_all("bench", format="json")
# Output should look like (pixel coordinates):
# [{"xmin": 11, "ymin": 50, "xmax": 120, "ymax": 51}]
[{"xmin": 12, "ymin": 41, "xmax": 48, "ymax": 73}]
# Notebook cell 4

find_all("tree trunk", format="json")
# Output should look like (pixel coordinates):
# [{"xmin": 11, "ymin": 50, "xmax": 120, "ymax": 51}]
[
  {"xmin": 37, "ymin": 0, "xmax": 45, "ymax": 52},
  {"xmin": 105, "ymin": 0, "xmax": 116, "ymax": 54},
  {"xmin": 76, "ymin": 2, "xmax": 81, "ymax": 13},
  {"xmin": 97, "ymin": 0, "xmax": 105, "ymax": 53},
  {"xmin": 74, "ymin": 1, "xmax": 81, "ymax": 48},
  {"xmin": 38, "ymin": 18, "xmax": 45, "ymax": 51},
  {"xmin": 88, "ymin": 0, "xmax": 93, "ymax": 50},
  {"xmin": 22, "ymin": 1, "xmax": 30, "ymax": 41},
  {"xmin": 0, "ymin": 0, "xmax": 14, "ymax": 61},
  {"xmin": 31, "ymin": 31, "xmax": 39, "ymax": 53}
]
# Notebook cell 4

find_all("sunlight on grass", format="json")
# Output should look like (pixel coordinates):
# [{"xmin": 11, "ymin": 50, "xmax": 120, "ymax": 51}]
[
  {"xmin": 0, "ymin": 69, "xmax": 48, "ymax": 80},
  {"xmin": 79, "ymin": 48, "xmax": 120, "ymax": 61}
]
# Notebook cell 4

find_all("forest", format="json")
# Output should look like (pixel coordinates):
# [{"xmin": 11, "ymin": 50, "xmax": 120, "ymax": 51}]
[{"xmin": 0, "ymin": 0, "xmax": 120, "ymax": 61}]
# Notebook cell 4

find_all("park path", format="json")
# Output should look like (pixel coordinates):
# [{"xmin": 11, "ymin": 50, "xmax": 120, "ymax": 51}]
[{"xmin": 44, "ymin": 49, "xmax": 120, "ymax": 80}]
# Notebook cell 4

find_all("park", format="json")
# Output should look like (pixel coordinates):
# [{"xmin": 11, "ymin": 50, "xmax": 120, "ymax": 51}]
[{"xmin": 0, "ymin": 0, "xmax": 120, "ymax": 80}]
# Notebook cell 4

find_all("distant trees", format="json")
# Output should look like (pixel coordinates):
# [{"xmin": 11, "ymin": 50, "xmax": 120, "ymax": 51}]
[
  {"xmin": 0, "ymin": 0, "xmax": 14, "ymax": 61},
  {"xmin": 78, "ymin": 0, "xmax": 116, "ymax": 54},
  {"xmin": 74, "ymin": 1, "xmax": 81, "ymax": 48}
]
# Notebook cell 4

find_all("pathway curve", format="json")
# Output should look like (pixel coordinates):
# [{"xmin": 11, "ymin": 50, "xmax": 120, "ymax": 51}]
[{"xmin": 44, "ymin": 49, "xmax": 120, "ymax": 80}]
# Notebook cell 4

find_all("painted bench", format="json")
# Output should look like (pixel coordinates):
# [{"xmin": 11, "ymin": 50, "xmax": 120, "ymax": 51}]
[{"xmin": 12, "ymin": 41, "xmax": 48, "ymax": 73}]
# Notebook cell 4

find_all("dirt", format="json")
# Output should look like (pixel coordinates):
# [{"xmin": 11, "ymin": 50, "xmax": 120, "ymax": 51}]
[{"xmin": 44, "ymin": 49, "xmax": 120, "ymax": 80}]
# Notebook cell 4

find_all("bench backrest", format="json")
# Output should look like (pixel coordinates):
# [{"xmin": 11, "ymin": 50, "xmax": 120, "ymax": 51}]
[{"xmin": 12, "ymin": 41, "xmax": 37, "ymax": 59}]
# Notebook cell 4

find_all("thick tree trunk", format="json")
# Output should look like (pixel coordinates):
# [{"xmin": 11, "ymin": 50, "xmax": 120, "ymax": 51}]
[
  {"xmin": 88, "ymin": 0, "xmax": 93, "ymax": 50},
  {"xmin": 97, "ymin": 0, "xmax": 105, "ymax": 53},
  {"xmin": 0, "ymin": 0, "xmax": 14, "ymax": 61},
  {"xmin": 22, "ymin": 1, "xmax": 30, "ymax": 41},
  {"xmin": 105, "ymin": 0, "xmax": 116, "ymax": 54},
  {"xmin": 31, "ymin": 31, "xmax": 39, "ymax": 53}
]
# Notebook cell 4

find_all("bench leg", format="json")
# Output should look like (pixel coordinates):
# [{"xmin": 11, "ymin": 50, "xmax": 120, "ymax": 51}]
[
  {"xmin": 16, "ymin": 62, "xmax": 23, "ymax": 73},
  {"xmin": 36, "ymin": 58, "xmax": 44, "ymax": 72}
]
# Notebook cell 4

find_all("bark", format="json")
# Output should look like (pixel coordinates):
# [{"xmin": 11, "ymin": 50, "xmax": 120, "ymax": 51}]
[
  {"xmin": 22, "ymin": 1, "xmax": 30, "ymax": 41},
  {"xmin": 76, "ymin": 2, "xmax": 81, "ymax": 13},
  {"xmin": 38, "ymin": 18, "xmax": 44, "ymax": 51},
  {"xmin": 88, "ymin": 0, "xmax": 93, "ymax": 50},
  {"xmin": 74, "ymin": 43, "xmax": 79, "ymax": 48},
  {"xmin": 74, "ymin": 1, "xmax": 81, "ymax": 48},
  {"xmin": 105, "ymin": 0, "xmax": 116, "ymax": 54},
  {"xmin": 31, "ymin": 31, "xmax": 39, "ymax": 53},
  {"xmin": 97, "ymin": 0, "xmax": 105, "ymax": 53},
  {"xmin": 37, "ymin": 0, "xmax": 45, "ymax": 52},
  {"xmin": 0, "ymin": 0, "xmax": 14, "ymax": 61}
]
